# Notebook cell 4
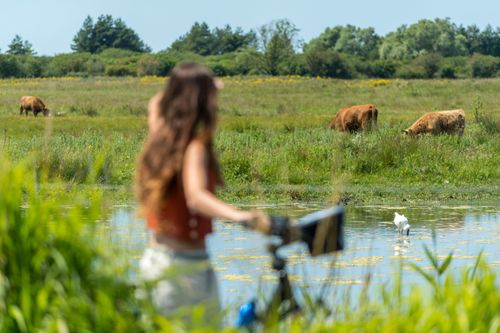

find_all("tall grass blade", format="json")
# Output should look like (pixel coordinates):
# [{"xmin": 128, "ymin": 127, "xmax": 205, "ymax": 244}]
[
  {"xmin": 408, "ymin": 263, "xmax": 436, "ymax": 288},
  {"xmin": 423, "ymin": 245, "xmax": 440, "ymax": 271},
  {"xmin": 438, "ymin": 251, "xmax": 454, "ymax": 276},
  {"xmin": 469, "ymin": 250, "xmax": 484, "ymax": 280}
]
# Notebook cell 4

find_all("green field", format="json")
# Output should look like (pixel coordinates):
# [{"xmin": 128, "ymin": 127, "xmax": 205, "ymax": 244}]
[{"xmin": 0, "ymin": 76, "xmax": 499, "ymax": 203}]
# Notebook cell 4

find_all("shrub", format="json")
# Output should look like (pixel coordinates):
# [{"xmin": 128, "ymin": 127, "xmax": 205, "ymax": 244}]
[
  {"xmin": 439, "ymin": 65, "xmax": 456, "ymax": 78},
  {"xmin": 440, "ymin": 56, "xmax": 469, "ymax": 78},
  {"xmin": 205, "ymin": 53, "xmax": 239, "ymax": 76},
  {"xmin": 136, "ymin": 54, "xmax": 161, "ymax": 76},
  {"xmin": 235, "ymin": 47, "xmax": 264, "ymax": 75},
  {"xmin": 86, "ymin": 57, "xmax": 105, "ymax": 75},
  {"xmin": 105, "ymin": 64, "xmax": 135, "ymax": 76},
  {"xmin": 0, "ymin": 54, "xmax": 22, "ymax": 78},
  {"xmin": 19, "ymin": 55, "xmax": 49, "ymax": 77},
  {"xmin": 413, "ymin": 52, "xmax": 442, "ymax": 78},
  {"xmin": 47, "ymin": 52, "xmax": 91, "ymax": 76},
  {"xmin": 305, "ymin": 48, "xmax": 355, "ymax": 78},
  {"xmin": 469, "ymin": 53, "xmax": 499, "ymax": 78},
  {"xmin": 155, "ymin": 52, "xmax": 177, "ymax": 75},
  {"xmin": 395, "ymin": 63, "xmax": 426, "ymax": 79},
  {"xmin": 362, "ymin": 59, "xmax": 397, "ymax": 78}
]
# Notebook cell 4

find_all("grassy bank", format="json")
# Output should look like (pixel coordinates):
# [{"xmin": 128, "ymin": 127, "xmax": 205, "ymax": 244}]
[{"xmin": 0, "ymin": 77, "xmax": 499, "ymax": 203}]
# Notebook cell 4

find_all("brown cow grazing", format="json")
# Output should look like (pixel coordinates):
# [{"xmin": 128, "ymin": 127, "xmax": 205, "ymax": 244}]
[
  {"xmin": 329, "ymin": 104, "xmax": 378, "ymax": 132},
  {"xmin": 404, "ymin": 110, "xmax": 465, "ymax": 135},
  {"xmin": 19, "ymin": 96, "xmax": 50, "ymax": 117}
]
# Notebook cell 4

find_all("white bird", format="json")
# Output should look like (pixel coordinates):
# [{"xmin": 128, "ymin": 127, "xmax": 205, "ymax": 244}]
[{"xmin": 394, "ymin": 212, "xmax": 410, "ymax": 235}]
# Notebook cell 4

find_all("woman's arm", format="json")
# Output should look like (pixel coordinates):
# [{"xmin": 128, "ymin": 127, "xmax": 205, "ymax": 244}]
[
  {"xmin": 147, "ymin": 93, "xmax": 164, "ymax": 133},
  {"xmin": 182, "ymin": 139, "xmax": 269, "ymax": 233}
]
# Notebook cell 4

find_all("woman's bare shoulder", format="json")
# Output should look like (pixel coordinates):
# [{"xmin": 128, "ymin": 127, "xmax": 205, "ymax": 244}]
[
  {"xmin": 186, "ymin": 138, "xmax": 207, "ymax": 154},
  {"xmin": 148, "ymin": 92, "xmax": 163, "ymax": 111}
]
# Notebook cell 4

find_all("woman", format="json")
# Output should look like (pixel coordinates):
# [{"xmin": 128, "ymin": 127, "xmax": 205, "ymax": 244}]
[{"xmin": 135, "ymin": 63, "xmax": 269, "ymax": 318}]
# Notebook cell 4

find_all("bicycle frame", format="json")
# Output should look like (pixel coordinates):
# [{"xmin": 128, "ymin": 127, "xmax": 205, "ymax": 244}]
[
  {"xmin": 236, "ymin": 242, "xmax": 300, "ymax": 328},
  {"xmin": 236, "ymin": 206, "xmax": 345, "ymax": 328}
]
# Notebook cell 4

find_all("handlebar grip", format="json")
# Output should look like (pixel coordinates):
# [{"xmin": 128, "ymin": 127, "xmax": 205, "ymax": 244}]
[
  {"xmin": 239, "ymin": 219, "xmax": 255, "ymax": 229},
  {"xmin": 269, "ymin": 216, "xmax": 290, "ymax": 237}
]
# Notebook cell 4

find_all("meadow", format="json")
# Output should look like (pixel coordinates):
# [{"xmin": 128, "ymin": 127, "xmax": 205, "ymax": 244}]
[
  {"xmin": 0, "ymin": 76, "xmax": 498, "ymax": 203},
  {"xmin": 0, "ymin": 77, "xmax": 499, "ymax": 332}
]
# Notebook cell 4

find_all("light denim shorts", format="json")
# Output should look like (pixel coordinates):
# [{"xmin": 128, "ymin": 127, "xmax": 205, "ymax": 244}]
[{"xmin": 138, "ymin": 246, "xmax": 221, "ymax": 318}]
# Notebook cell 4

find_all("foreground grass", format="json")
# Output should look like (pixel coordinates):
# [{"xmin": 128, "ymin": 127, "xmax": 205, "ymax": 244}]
[
  {"xmin": 1, "ymin": 158, "xmax": 499, "ymax": 333},
  {"xmin": 0, "ymin": 77, "xmax": 499, "ymax": 203}
]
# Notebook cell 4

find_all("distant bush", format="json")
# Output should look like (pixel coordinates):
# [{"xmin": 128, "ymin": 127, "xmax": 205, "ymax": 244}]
[
  {"xmin": 86, "ymin": 57, "xmax": 105, "ymax": 75},
  {"xmin": 136, "ymin": 54, "xmax": 161, "ymax": 76},
  {"xmin": 155, "ymin": 52, "xmax": 177, "ymax": 75},
  {"xmin": 469, "ymin": 53, "xmax": 499, "ymax": 78},
  {"xmin": 47, "ymin": 52, "xmax": 91, "ymax": 76},
  {"xmin": 305, "ymin": 48, "xmax": 355, "ymax": 78},
  {"xmin": 413, "ymin": 53, "xmax": 442, "ymax": 78},
  {"xmin": 15, "ymin": 55, "xmax": 49, "ymax": 77},
  {"xmin": 205, "ymin": 53, "xmax": 239, "ymax": 76},
  {"xmin": 105, "ymin": 64, "xmax": 135, "ymax": 76},
  {"xmin": 0, "ymin": 54, "xmax": 22, "ymax": 78},
  {"xmin": 234, "ymin": 47, "xmax": 264, "ymax": 75},
  {"xmin": 360, "ymin": 59, "xmax": 397, "ymax": 78},
  {"xmin": 0, "ymin": 49, "xmax": 500, "ymax": 78},
  {"xmin": 439, "ymin": 65, "xmax": 456, "ymax": 78},
  {"xmin": 282, "ymin": 53, "xmax": 308, "ymax": 76},
  {"xmin": 440, "ymin": 56, "xmax": 469, "ymax": 78},
  {"xmin": 395, "ymin": 63, "xmax": 426, "ymax": 79}
]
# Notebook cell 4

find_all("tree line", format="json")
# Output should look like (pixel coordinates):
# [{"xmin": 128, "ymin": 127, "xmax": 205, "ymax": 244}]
[{"xmin": 1, "ymin": 15, "xmax": 500, "ymax": 79}]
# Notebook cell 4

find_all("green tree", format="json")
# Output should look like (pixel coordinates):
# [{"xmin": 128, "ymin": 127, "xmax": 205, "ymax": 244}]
[
  {"xmin": 304, "ymin": 47, "xmax": 354, "ymax": 78},
  {"xmin": 469, "ymin": 53, "xmax": 499, "ymax": 77},
  {"xmin": 458, "ymin": 24, "xmax": 482, "ymax": 55},
  {"xmin": 212, "ymin": 25, "xmax": 257, "ymax": 54},
  {"xmin": 169, "ymin": 22, "xmax": 256, "ymax": 55},
  {"xmin": 478, "ymin": 25, "xmax": 500, "ymax": 57},
  {"xmin": 413, "ymin": 53, "xmax": 443, "ymax": 78},
  {"xmin": 72, "ymin": 16, "xmax": 96, "ymax": 54},
  {"xmin": 307, "ymin": 25, "xmax": 381, "ymax": 59},
  {"xmin": 170, "ymin": 22, "xmax": 214, "ymax": 55},
  {"xmin": 380, "ymin": 18, "xmax": 468, "ymax": 59},
  {"xmin": 258, "ymin": 19, "xmax": 300, "ymax": 75},
  {"xmin": 0, "ymin": 55, "xmax": 22, "ymax": 77},
  {"xmin": 7, "ymin": 35, "xmax": 35, "ymax": 55},
  {"xmin": 72, "ymin": 15, "xmax": 150, "ymax": 53}
]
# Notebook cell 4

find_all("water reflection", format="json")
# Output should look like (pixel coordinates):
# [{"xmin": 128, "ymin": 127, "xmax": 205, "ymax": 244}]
[
  {"xmin": 106, "ymin": 202, "xmax": 500, "ymax": 310},
  {"xmin": 393, "ymin": 238, "xmax": 411, "ymax": 257}
]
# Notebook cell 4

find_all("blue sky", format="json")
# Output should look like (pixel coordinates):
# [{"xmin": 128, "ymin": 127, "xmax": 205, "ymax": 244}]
[{"xmin": 1, "ymin": 0, "xmax": 498, "ymax": 55}]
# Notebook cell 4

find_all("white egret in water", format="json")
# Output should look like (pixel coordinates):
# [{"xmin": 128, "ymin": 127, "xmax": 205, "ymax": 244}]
[{"xmin": 394, "ymin": 212, "xmax": 410, "ymax": 235}]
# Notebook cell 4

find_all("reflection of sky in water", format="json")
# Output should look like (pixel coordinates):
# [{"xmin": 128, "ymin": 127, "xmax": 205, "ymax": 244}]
[{"xmin": 107, "ymin": 203, "xmax": 500, "ymax": 312}]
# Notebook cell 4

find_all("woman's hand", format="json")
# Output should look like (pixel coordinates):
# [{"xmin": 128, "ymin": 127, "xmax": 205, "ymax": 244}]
[{"xmin": 239, "ymin": 211, "xmax": 271, "ymax": 235}]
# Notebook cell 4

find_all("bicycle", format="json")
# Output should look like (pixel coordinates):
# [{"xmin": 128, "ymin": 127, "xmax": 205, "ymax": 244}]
[{"xmin": 236, "ymin": 205, "xmax": 346, "ymax": 328}]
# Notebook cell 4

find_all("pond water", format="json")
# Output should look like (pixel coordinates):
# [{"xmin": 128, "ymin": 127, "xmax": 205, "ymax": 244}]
[{"xmin": 108, "ymin": 202, "xmax": 500, "ymax": 312}]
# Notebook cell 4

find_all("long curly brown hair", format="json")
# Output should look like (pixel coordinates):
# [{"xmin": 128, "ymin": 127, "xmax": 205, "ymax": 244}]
[{"xmin": 135, "ymin": 63, "xmax": 222, "ymax": 215}]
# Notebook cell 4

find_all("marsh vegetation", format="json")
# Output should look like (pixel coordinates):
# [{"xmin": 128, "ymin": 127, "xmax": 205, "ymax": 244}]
[{"xmin": 0, "ymin": 76, "xmax": 498, "ymax": 203}]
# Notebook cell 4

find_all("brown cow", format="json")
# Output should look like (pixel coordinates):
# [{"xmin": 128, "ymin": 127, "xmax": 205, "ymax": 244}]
[
  {"xmin": 404, "ymin": 110, "xmax": 465, "ymax": 135},
  {"xmin": 19, "ymin": 96, "xmax": 49, "ymax": 117},
  {"xmin": 329, "ymin": 104, "xmax": 378, "ymax": 132}
]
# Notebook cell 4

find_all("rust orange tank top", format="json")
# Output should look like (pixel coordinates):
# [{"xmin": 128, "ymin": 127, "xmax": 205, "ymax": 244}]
[{"xmin": 146, "ymin": 169, "xmax": 217, "ymax": 242}]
